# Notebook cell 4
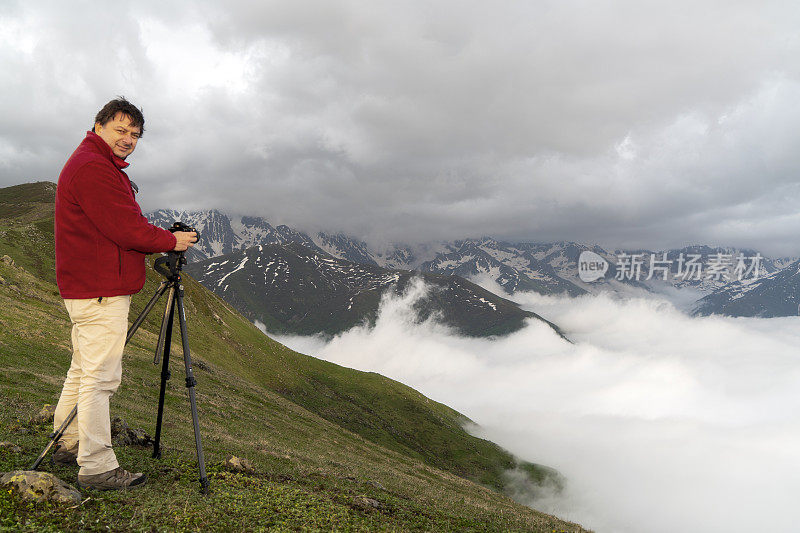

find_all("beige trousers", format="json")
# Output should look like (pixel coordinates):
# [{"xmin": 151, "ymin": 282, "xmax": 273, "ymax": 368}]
[{"xmin": 53, "ymin": 295, "xmax": 131, "ymax": 475}]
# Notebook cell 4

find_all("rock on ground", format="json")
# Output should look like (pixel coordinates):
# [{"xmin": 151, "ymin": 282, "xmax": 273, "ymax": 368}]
[
  {"xmin": 223, "ymin": 456, "xmax": 256, "ymax": 474},
  {"xmin": 30, "ymin": 405, "xmax": 55, "ymax": 425},
  {"xmin": 353, "ymin": 495, "xmax": 386, "ymax": 511},
  {"xmin": 111, "ymin": 417, "xmax": 153, "ymax": 447},
  {"xmin": 0, "ymin": 470, "xmax": 81, "ymax": 505}
]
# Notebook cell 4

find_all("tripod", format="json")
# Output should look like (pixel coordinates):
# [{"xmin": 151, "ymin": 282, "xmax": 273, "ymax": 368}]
[{"xmin": 31, "ymin": 250, "xmax": 210, "ymax": 494}]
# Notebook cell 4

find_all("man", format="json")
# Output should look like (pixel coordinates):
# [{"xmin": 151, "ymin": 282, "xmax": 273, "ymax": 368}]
[{"xmin": 52, "ymin": 98, "xmax": 197, "ymax": 490}]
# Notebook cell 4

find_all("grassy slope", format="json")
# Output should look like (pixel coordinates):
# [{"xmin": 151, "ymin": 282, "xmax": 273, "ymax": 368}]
[{"xmin": 0, "ymin": 182, "xmax": 587, "ymax": 532}]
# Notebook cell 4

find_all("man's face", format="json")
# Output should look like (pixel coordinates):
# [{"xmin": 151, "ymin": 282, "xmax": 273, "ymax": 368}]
[{"xmin": 94, "ymin": 113, "xmax": 141, "ymax": 160}]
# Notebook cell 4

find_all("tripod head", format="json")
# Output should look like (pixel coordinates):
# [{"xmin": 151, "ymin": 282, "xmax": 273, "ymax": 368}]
[{"xmin": 154, "ymin": 252, "xmax": 185, "ymax": 281}]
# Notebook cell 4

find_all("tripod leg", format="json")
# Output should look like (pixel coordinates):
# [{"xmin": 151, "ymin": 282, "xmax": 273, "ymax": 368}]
[
  {"xmin": 175, "ymin": 287, "xmax": 210, "ymax": 494},
  {"xmin": 154, "ymin": 285, "xmax": 176, "ymax": 365},
  {"xmin": 152, "ymin": 286, "xmax": 176, "ymax": 460},
  {"xmin": 128, "ymin": 281, "xmax": 170, "ymax": 345},
  {"xmin": 31, "ymin": 282, "xmax": 171, "ymax": 470}
]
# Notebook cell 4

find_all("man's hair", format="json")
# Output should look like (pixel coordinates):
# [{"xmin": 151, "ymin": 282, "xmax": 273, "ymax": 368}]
[{"xmin": 93, "ymin": 97, "xmax": 145, "ymax": 135}]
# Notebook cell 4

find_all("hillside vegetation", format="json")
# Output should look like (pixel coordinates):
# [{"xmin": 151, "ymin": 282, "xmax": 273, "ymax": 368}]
[{"xmin": 0, "ymin": 181, "xmax": 587, "ymax": 532}]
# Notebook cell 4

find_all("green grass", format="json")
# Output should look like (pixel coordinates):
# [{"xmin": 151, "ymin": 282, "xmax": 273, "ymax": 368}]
[
  {"xmin": 1, "ymin": 402, "xmax": 544, "ymax": 532},
  {"xmin": 0, "ymin": 181, "xmax": 589, "ymax": 532}
]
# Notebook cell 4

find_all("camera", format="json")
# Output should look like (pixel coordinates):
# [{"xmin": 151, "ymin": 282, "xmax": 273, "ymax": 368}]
[{"xmin": 168, "ymin": 221, "xmax": 197, "ymax": 235}]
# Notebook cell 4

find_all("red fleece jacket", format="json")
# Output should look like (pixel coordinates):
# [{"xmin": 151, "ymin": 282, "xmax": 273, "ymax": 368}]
[{"xmin": 55, "ymin": 131, "xmax": 177, "ymax": 299}]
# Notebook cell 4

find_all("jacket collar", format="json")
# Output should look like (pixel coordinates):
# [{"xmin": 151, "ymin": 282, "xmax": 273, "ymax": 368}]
[{"xmin": 84, "ymin": 130, "xmax": 130, "ymax": 170}]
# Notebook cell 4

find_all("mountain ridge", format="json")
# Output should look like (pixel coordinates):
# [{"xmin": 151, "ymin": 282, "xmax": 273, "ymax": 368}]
[
  {"xmin": 145, "ymin": 207, "xmax": 791, "ymax": 309},
  {"xmin": 184, "ymin": 241, "xmax": 565, "ymax": 338},
  {"xmin": 692, "ymin": 258, "xmax": 800, "ymax": 317}
]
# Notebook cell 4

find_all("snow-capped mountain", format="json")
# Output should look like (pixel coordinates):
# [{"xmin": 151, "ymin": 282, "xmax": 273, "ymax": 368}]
[
  {"xmin": 183, "ymin": 241, "xmax": 561, "ymax": 337},
  {"xmin": 145, "ymin": 210, "xmax": 623, "ymax": 296},
  {"xmin": 147, "ymin": 209, "xmax": 374, "ymax": 265},
  {"xmin": 613, "ymin": 245, "xmax": 778, "ymax": 294},
  {"xmin": 147, "ymin": 209, "xmax": 241, "ymax": 260},
  {"xmin": 418, "ymin": 239, "xmax": 589, "ymax": 296},
  {"xmin": 311, "ymin": 232, "xmax": 377, "ymax": 266},
  {"xmin": 146, "ymin": 209, "xmax": 787, "ymax": 310},
  {"xmin": 692, "ymin": 259, "xmax": 800, "ymax": 317}
]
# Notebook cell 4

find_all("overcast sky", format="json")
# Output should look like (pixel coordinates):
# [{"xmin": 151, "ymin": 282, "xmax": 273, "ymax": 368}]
[{"xmin": 2, "ymin": 1, "xmax": 800, "ymax": 254}]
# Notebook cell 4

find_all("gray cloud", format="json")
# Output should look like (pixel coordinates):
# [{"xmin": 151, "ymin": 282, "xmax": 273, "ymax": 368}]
[{"xmin": 2, "ymin": 1, "xmax": 800, "ymax": 252}]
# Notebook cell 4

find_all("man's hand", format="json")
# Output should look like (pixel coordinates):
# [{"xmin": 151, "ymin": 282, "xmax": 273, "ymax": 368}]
[{"xmin": 173, "ymin": 231, "xmax": 198, "ymax": 252}]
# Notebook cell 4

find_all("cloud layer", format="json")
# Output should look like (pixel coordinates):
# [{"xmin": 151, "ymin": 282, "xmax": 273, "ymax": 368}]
[
  {"xmin": 2, "ymin": 1, "xmax": 800, "ymax": 252},
  {"xmin": 275, "ymin": 281, "xmax": 800, "ymax": 533}
]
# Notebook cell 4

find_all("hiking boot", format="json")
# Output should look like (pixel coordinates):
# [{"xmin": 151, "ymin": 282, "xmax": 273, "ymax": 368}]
[
  {"xmin": 77, "ymin": 466, "xmax": 147, "ymax": 491},
  {"xmin": 51, "ymin": 442, "xmax": 78, "ymax": 466}
]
